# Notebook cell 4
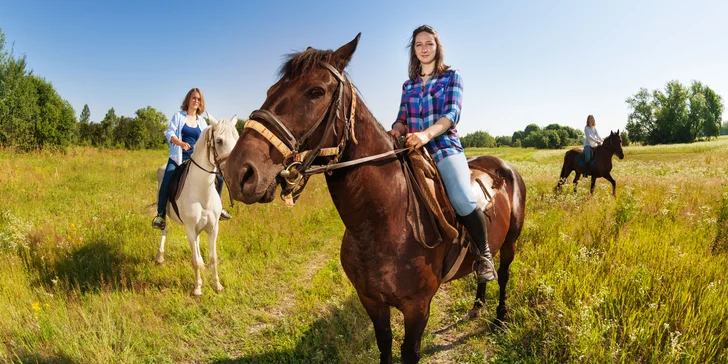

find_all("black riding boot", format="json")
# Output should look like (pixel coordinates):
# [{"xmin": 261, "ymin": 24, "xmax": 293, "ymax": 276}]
[{"xmin": 460, "ymin": 209, "xmax": 497, "ymax": 283}]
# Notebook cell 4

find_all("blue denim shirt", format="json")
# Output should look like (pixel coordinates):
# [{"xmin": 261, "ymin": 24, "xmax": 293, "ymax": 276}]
[{"xmin": 165, "ymin": 111, "xmax": 208, "ymax": 165}]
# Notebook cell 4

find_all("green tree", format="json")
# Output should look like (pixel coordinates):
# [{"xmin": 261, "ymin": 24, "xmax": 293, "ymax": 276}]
[
  {"xmin": 702, "ymin": 86, "xmax": 724, "ymax": 139},
  {"xmin": 511, "ymin": 130, "xmax": 525, "ymax": 145},
  {"xmin": 495, "ymin": 135, "xmax": 512, "ymax": 147},
  {"xmin": 135, "ymin": 106, "xmax": 167, "ymax": 149},
  {"xmin": 652, "ymin": 80, "xmax": 690, "ymax": 144},
  {"xmin": 721, "ymin": 121, "xmax": 728, "ymax": 135},
  {"xmin": 460, "ymin": 130, "xmax": 495, "ymax": 148},
  {"xmin": 80, "ymin": 104, "xmax": 90, "ymax": 124},
  {"xmin": 100, "ymin": 107, "xmax": 118, "ymax": 147},
  {"xmin": 524, "ymin": 123, "xmax": 541, "ymax": 137},
  {"xmin": 625, "ymin": 87, "xmax": 653, "ymax": 144},
  {"xmin": 78, "ymin": 104, "xmax": 92, "ymax": 145},
  {"xmin": 620, "ymin": 130, "xmax": 631, "ymax": 146}
]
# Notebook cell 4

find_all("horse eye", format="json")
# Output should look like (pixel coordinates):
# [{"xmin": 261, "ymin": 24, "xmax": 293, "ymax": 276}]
[
  {"xmin": 307, "ymin": 87, "xmax": 325, "ymax": 99},
  {"xmin": 216, "ymin": 138, "xmax": 223, "ymax": 145}
]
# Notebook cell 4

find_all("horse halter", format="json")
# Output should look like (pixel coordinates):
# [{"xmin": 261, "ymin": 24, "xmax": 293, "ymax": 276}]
[
  {"xmin": 243, "ymin": 62, "xmax": 358, "ymax": 206},
  {"xmin": 189, "ymin": 124, "xmax": 236, "ymax": 206}
]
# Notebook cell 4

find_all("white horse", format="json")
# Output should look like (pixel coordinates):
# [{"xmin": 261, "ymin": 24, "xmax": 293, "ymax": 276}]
[{"xmin": 154, "ymin": 113, "xmax": 239, "ymax": 296}]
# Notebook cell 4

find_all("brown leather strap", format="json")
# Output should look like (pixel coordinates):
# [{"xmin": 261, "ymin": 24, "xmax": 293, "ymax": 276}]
[
  {"xmin": 401, "ymin": 153, "xmax": 443, "ymax": 249},
  {"xmin": 304, "ymin": 147, "xmax": 411, "ymax": 175}
]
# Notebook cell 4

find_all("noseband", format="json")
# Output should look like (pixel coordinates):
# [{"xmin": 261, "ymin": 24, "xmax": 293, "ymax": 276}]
[{"xmin": 244, "ymin": 63, "xmax": 358, "ymax": 206}]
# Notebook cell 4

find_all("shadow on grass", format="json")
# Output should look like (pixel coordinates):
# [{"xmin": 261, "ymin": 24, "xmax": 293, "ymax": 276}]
[
  {"xmin": 23, "ymin": 237, "xmax": 143, "ymax": 295},
  {"xmin": 7, "ymin": 347, "xmax": 78, "ymax": 363},
  {"xmin": 214, "ymin": 296, "xmax": 374, "ymax": 364},
  {"xmin": 214, "ymin": 295, "xmax": 493, "ymax": 363}
]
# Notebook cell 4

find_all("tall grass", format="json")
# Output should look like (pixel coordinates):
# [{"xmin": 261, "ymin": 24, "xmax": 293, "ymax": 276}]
[{"xmin": 1, "ymin": 138, "xmax": 727, "ymax": 363}]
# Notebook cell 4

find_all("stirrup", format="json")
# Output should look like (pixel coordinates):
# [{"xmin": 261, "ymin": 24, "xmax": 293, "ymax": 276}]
[
  {"xmin": 152, "ymin": 215, "xmax": 166, "ymax": 230},
  {"xmin": 473, "ymin": 256, "xmax": 497, "ymax": 282}
]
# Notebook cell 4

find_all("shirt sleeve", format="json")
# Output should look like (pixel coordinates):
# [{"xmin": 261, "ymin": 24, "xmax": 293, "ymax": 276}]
[
  {"xmin": 392, "ymin": 82, "xmax": 409, "ymax": 129},
  {"xmin": 165, "ymin": 112, "xmax": 179, "ymax": 144},
  {"xmin": 442, "ymin": 70, "xmax": 463, "ymax": 126}
]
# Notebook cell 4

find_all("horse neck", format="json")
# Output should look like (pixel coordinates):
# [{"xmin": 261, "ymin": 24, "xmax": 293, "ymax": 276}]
[
  {"xmin": 189, "ymin": 128, "xmax": 217, "ymax": 175},
  {"xmin": 324, "ymin": 100, "xmax": 406, "ymax": 233}
]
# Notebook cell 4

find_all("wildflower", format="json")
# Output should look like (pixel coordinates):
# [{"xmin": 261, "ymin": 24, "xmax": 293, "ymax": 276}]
[{"xmin": 31, "ymin": 302, "xmax": 41, "ymax": 311}]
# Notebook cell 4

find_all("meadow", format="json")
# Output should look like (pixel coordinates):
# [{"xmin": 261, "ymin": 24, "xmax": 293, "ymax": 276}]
[{"xmin": 1, "ymin": 138, "xmax": 727, "ymax": 363}]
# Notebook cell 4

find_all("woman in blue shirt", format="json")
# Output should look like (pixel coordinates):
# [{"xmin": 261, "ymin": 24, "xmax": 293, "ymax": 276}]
[
  {"xmin": 152, "ymin": 88, "xmax": 231, "ymax": 230},
  {"xmin": 388, "ymin": 25, "xmax": 496, "ymax": 283}
]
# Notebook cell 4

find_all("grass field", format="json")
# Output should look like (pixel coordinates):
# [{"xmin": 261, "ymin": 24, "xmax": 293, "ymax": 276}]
[{"xmin": 1, "ymin": 137, "xmax": 727, "ymax": 363}]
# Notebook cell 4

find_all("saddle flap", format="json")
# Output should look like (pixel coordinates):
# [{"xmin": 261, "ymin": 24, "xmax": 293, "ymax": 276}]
[
  {"xmin": 406, "ymin": 149, "xmax": 459, "ymax": 243},
  {"xmin": 469, "ymin": 166, "xmax": 503, "ymax": 212},
  {"xmin": 167, "ymin": 160, "xmax": 191, "ymax": 219}
]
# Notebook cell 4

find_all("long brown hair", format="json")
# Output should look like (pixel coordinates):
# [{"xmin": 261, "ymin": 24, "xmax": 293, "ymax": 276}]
[
  {"xmin": 586, "ymin": 114, "xmax": 596, "ymax": 127},
  {"xmin": 408, "ymin": 25, "xmax": 450, "ymax": 81},
  {"xmin": 181, "ymin": 88, "xmax": 206, "ymax": 116}
]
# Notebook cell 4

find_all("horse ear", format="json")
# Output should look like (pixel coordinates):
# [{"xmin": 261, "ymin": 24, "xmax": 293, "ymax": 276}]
[
  {"xmin": 230, "ymin": 114, "xmax": 238, "ymax": 124},
  {"xmin": 617, "ymin": 129, "xmax": 620, "ymax": 135},
  {"xmin": 207, "ymin": 112, "xmax": 218, "ymax": 125},
  {"xmin": 333, "ymin": 33, "xmax": 361, "ymax": 71}
]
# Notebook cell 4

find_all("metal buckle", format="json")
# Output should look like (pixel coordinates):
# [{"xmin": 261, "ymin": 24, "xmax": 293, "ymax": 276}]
[{"xmin": 279, "ymin": 162, "xmax": 303, "ymax": 186}]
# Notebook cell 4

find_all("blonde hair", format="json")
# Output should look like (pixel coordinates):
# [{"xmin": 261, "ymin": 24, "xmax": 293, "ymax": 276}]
[
  {"xmin": 181, "ymin": 88, "xmax": 205, "ymax": 116},
  {"xmin": 407, "ymin": 25, "xmax": 450, "ymax": 81},
  {"xmin": 586, "ymin": 115, "xmax": 596, "ymax": 127}
]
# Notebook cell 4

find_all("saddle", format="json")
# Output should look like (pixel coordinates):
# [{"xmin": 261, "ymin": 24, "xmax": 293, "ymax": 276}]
[
  {"xmin": 167, "ymin": 160, "xmax": 192, "ymax": 220},
  {"xmin": 400, "ymin": 148, "xmax": 505, "ymax": 282},
  {"xmin": 578, "ymin": 147, "xmax": 598, "ymax": 167}
]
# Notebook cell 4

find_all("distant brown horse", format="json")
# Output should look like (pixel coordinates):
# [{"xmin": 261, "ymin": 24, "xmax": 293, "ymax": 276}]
[
  {"xmin": 555, "ymin": 130, "xmax": 624, "ymax": 196},
  {"xmin": 223, "ymin": 34, "xmax": 526, "ymax": 363}
]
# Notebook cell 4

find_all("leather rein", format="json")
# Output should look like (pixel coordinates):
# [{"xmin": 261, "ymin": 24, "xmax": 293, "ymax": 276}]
[
  {"xmin": 244, "ymin": 62, "xmax": 410, "ymax": 206},
  {"xmin": 189, "ymin": 125, "xmax": 235, "ymax": 206}
]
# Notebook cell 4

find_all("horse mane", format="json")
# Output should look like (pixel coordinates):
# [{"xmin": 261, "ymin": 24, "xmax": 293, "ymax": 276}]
[{"xmin": 278, "ymin": 48, "xmax": 336, "ymax": 79}]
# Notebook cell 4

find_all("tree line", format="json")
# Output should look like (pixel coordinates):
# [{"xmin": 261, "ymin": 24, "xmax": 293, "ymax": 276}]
[
  {"xmin": 625, "ymin": 80, "xmax": 724, "ymax": 145},
  {"xmin": 0, "ymin": 28, "xmax": 169, "ymax": 151},
  {"xmin": 461, "ymin": 123, "xmax": 585, "ymax": 149}
]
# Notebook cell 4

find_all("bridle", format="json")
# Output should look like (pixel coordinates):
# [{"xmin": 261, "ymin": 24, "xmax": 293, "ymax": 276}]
[
  {"xmin": 244, "ymin": 62, "xmax": 412, "ymax": 206},
  {"xmin": 244, "ymin": 63, "xmax": 356, "ymax": 206},
  {"xmin": 189, "ymin": 124, "xmax": 235, "ymax": 206}
]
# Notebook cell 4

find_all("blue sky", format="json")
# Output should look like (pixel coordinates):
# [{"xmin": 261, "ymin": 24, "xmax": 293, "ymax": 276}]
[{"xmin": 1, "ymin": 0, "xmax": 726, "ymax": 137}]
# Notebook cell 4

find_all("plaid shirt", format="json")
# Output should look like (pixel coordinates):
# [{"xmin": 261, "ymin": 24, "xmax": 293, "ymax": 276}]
[{"xmin": 393, "ymin": 69, "xmax": 464, "ymax": 163}]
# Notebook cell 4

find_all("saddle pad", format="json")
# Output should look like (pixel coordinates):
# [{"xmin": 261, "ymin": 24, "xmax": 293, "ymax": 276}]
[{"xmin": 167, "ymin": 160, "xmax": 191, "ymax": 219}]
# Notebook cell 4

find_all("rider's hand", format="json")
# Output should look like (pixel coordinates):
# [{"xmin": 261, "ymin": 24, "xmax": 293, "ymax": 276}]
[
  {"xmin": 388, "ymin": 123, "xmax": 406, "ymax": 138},
  {"xmin": 180, "ymin": 142, "xmax": 191, "ymax": 151},
  {"xmin": 405, "ymin": 131, "xmax": 431, "ymax": 149}
]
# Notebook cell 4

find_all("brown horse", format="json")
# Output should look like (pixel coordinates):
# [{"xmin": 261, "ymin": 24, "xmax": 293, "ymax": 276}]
[
  {"xmin": 223, "ymin": 34, "xmax": 526, "ymax": 363},
  {"xmin": 555, "ymin": 130, "xmax": 624, "ymax": 196}
]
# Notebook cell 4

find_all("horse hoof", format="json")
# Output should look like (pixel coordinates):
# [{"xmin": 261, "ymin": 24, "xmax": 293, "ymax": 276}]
[
  {"xmin": 155, "ymin": 252, "xmax": 165, "ymax": 264},
  {"xmin": 462, "ymin": 307, "xmax": 482, "ymax": 322},
  {"xmin": 192, "ymin": 287, "xmax": 203, "ymax": 297},
  {"xmin": 214, "ymin": 284, "xmax": 224, "ymax": 293},
  {"xmin": 496, "ymin": 305, "xmax": 509, "ymax": 323}
]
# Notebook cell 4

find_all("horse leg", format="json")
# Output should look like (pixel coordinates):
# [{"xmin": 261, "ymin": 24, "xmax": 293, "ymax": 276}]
[
  {"xmin": 554, "ymin": 166, "xmax": 570, "ymax": 194},
  {"xmin": 572, "ymin": 173, "xmax": 581, "ymax": 194},
  {"xmin": 590, "ymin": 176, "xmax": 597, "ymax": 195},
  {"xmin": 358, "ymin": 293, "xmax": 393, "ymax": 364},
  {"xmin": 208, "ymin": 223, "xmax": 223, "ymax": 293},
  {"xmin": 399, "ymin": 298, "xmax": 432, "ymax": 364},
  {"xmin": 604, "ymin": 173, "xmax": 617, "ymax": 197},
  {"xmin": 465, "ymin": 283, "xmax": 487, "ymax": 320},
  {"xmin": 156, "ymin": 225, "xmax": 168, "ymax": 264},
  {"xmin": 186, "ymin": 227, "xmax": 203, "ymax": 296},
  {"xmin": 496, "ymin": 238, "xmax": 515, "ymax": 324}
]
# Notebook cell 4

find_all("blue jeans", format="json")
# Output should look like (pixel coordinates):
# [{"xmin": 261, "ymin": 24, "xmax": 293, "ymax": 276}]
[
  {"xmin": 584, "ymin": 145, "xmax": 592, "ymax": 162},
  {"xmin": 435, "ymin": 152, "xmax": 478, "ymax": 216},
  {"xmin": 157, "ymin": 158, "xmax": 224, "ymax": 216}
]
